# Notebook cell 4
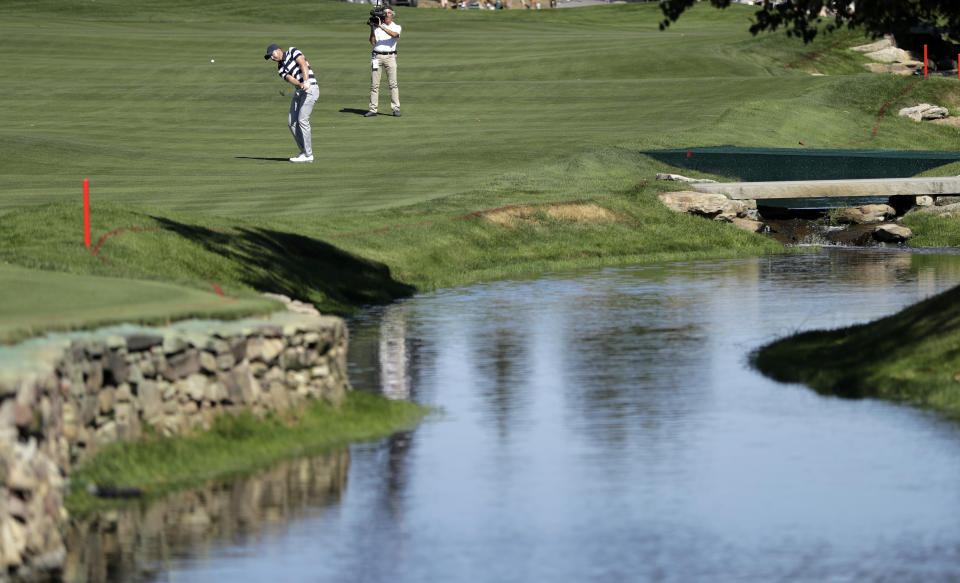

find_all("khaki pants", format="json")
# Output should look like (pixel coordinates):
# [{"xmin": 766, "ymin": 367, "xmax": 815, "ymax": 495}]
[{"xmin": 369, "ymin": 53, "xmax": 399, "ymax": 113}]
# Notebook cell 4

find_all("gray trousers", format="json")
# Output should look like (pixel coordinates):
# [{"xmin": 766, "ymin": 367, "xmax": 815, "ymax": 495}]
[
  {"xmin": 289, "ymin": 84, "xmax": 319, "ymax": 156},
  {"xmin": 369, "ymin": 53, "xmax": 399, "ymax": 113}
]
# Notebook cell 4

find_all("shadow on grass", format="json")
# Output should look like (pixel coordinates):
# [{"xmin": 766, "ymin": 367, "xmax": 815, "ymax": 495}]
[
  {"xmin": 235, "ymin": 156, "xmax": 291, "ymax": 162},
  {"xmin": 339, "ymin": 108, "xmax": 370, "ymax": 116},
  {"xmin": 151, "ymin": 216, "xmax": 416, "ymax": 313}
]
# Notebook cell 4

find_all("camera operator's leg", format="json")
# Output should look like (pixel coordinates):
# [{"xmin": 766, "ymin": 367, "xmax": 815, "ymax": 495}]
[
  {"xmin": 385, "ymin": 55, "xmax": 400, "ymax": 115},
  {"xmin": 289, "ymin": 92, "xmax": 306, "ymax": 154},
  {"xmin": 369, "ymin": 61, "xmax": 382, "ymax": 114}
]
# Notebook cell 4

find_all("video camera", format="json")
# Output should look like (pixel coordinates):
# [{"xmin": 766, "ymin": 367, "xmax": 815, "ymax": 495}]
[{"xmin": 367, "ymin": 0, "xmax": 388, "ymax": 26}]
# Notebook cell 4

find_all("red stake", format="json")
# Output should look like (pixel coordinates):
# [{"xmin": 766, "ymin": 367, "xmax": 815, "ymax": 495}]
[
  {"xmin": 924, "ymin": 44, "xmax": 928, "ymax": 77},
  {"xmin": 83, "ymin": 179, "xmax": 90, "ymax": 247}
]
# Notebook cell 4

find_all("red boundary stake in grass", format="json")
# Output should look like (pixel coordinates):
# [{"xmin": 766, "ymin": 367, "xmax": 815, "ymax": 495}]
[
  {"xmin": 83, "ymin": 179, "xmax": 90, "ymax": 247},
  {"xmin": 924, "ymin": 44, "xmax": 928, "ymax": 77}
]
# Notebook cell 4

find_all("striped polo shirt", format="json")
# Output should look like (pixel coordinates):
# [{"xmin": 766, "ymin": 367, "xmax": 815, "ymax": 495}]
[{"xmin": 277, "ymin": 47, "xmax": 317, "ymax": 86}]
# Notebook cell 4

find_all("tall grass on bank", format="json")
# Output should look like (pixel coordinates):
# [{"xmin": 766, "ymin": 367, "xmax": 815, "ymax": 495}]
[
  {"xmin": 901, "ymin": 211, "xmax": 960, "ymax": 247},
  {"xmin": 751, "ymin": 284, "xmax": 960, "ymax": 418},
  {"xmin": 67, "ymin": 391, "xmax": 430, "ymax": 514}
]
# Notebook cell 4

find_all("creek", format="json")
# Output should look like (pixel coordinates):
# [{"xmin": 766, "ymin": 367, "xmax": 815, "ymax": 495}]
[{"xmin": 70, "ymin": 248, "xmax": 960, "ymax": 582}]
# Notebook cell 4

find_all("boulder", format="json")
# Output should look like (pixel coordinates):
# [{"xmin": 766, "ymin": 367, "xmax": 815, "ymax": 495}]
[
  {"xmin": 865, "ymin": 47, "xmax": 916, "ymax": 63},
  {"xmin": 161, "ymin": 349, "xmax": 200, "ymax": 382},
  {"xmin": 898, "ymin": 104, "xmax": 949, "ymax": 122},
  {"xmin": 125, "ymin": 334, "xmax": 163, "ymax": 352},
  {"xmin": 658, "ymin": 191, "xmax": 748, "ymax": 221},
  {"xmin": 260, "ymin": 339, "xmax": 285, "ymax": 364},
  {"xmin": 835, "ymin": 204, "xmax": 895, "ymax": 225},
  {"xmin": 199, "ymin": 351, "xmax": 217, "ymax": 374},
  {"xmin": 851, "ymin": 38, "xmax": 894, "ymax": 53},
  {"xmin": 731, "ymin": 217, "xmax": 764, "ymax": 233},
  {"xmin": 864, "ymin": 62, "xmax": 922, "ymax": 75},
  {"xmin": 655, "ymin": 173, "xmax": 717, "ymax": 184},
  {"xmin": 873, "ymin": 223, "xmax": 913, "ymax": 243},
  {"xmin": 138, "ymin": 380, "xmax": 164, "ymax": 424},
  {"xmin": 888, "ymin": 63, "xmax": 923, "ymax": 75}
]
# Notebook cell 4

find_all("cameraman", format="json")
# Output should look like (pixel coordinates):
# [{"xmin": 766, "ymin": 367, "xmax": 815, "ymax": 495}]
[{"xmin": 364, "ymin": 8, "xmax": 402, "ymax": 117}]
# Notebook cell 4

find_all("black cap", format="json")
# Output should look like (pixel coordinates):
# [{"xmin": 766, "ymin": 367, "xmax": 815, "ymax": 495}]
[{"xmin": 264, "ymin": 44, "xmax": 281, "ymax": 60}]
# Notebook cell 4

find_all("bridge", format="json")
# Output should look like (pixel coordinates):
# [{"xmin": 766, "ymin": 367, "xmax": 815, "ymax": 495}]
[{"xmin": 690, "ymin": 176, "xmax": 960, "ymax": 201}]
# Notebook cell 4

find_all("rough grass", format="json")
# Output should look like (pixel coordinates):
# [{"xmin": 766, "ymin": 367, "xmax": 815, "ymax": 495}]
[
  {"xmin": 901, "ymin": 210, "xmax": 960, "ymax": 246},
  {"xmin": 67, "ymin": 391, "xmax": 431, "ymax": 514}
]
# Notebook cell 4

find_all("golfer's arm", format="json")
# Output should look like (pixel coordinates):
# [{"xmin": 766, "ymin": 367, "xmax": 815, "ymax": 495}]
[
  {"xmin": 284, "ymin": 74, "xmax": 304, "ymax": 88},
  {"xmin": 296, "ymin": 55, "xmax": 310, "ymax": 87}
]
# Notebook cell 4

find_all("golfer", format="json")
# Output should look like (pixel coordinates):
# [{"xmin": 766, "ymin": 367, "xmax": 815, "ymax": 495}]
[
  {"xmin": 365, "ymin": 8, "xmax": 402, "ymax": 117},
  {"xmin": 264, "ymin": 44, "xmax": 319, "ymax": 163}
]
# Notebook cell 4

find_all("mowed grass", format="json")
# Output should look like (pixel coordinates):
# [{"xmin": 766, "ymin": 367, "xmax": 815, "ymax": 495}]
[
  {"xmin": 3, "ymin": 0, "xmax": 960, "ymax": 337},
  {"xmin": 0, "ymin": 263, "xmax": 281, "ymax": 344}
]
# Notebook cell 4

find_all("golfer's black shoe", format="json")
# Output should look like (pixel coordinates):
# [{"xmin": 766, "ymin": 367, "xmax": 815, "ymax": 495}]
[
  {"xmin": 393, "ymin": 110, "xmax": 402, "ymax": 117},
  {"xmin": 364, "ymin": 111, "xmax": 377, "ymax": 117}
]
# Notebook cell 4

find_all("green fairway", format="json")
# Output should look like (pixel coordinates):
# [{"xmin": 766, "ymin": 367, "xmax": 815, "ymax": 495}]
[
  {"xmin": 0, "ymin": 263, "xmax": 281, "ymax": 344},
  {"xmin": 6, "ymin": 1, "xmax": 955, "ymax": 215},
  {"xmin": 2, "ymin": 0, "xmax": 959, "ymax": 338}
]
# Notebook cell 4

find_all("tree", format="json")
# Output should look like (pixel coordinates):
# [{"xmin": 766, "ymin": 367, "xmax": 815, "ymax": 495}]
[{"xmin": 659, "ymin": 0, "xmax": 960, "ymax": 45}]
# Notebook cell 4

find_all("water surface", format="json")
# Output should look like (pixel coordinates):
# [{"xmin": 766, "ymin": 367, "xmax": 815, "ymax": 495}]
[{"xmin": 89, "ymin": 249, "xmax": 960, "ymax": 582}]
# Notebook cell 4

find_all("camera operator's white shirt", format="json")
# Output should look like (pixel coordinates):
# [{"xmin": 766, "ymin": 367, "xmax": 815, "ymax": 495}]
[{"xmin": 373, "ymin": 22, "xmax": 402, "ymax": 53}]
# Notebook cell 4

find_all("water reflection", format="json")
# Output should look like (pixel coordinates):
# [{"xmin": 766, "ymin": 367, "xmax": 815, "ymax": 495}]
[
  {"xmin": 339, "ymin": 249, "xmax": 960, "ymax": 582},
  {"xmin": 80, "ymin": 249, "xmax": 960, "ymax": 582},
  {"xmin": 63, "ymin": 450, "xmax": 348, "ymax": 583},
  {"xmin": 378, "ymin": 304, "xmax": 413, "ymax": 401}
]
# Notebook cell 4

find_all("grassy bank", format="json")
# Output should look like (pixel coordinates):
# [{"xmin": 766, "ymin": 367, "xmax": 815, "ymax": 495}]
[
  {"xmin": 901, "ymin": 210, "xmax": 960, "ymax": 247},
  {"xmin": 4, "ymin": 0, "xmax": 960, "ymax": 340},
  {"xmin": 67, "ymin": 391, "xmax": 430, "ymax": 514},
  {"xmin": 0, "ymin": 262, "xmax": 283, "ymax": 344},
  {"xmin": 751, "ymin": 283, "xmax": 960, "ymax": 418}
]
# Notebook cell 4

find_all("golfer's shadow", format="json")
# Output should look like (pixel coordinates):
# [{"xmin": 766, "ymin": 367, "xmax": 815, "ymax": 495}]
[
  {"xmin": 340, "ymin": 108, "xmax": 371, "ymax": 116},
  {"xmin": 235, "ymin": 156, "xmax": 290, "ymax": 162}
]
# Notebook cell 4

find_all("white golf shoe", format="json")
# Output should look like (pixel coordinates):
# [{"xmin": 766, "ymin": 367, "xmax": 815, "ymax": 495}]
[{"xmin": 290, "ymin": 154, "xmax": 314, "ymax": 163}]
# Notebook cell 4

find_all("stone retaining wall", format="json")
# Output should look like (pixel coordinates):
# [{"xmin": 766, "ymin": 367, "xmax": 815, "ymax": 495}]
[{"xmin": 0, "ymin": 313, "xmax": 350, "ymax": 581}]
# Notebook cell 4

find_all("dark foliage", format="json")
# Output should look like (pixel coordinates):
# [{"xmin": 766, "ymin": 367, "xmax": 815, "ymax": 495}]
[{"xmin": 659, "ymin": 0, "xmax": 960, "ymax": 44}]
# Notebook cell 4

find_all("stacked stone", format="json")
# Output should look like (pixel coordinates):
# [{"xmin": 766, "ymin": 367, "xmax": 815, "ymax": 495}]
[
  {"xmin": 0, "ymin": 363, "xmax": 69, "ymax": 578},
  {"xmin": 0, "ymin": 313, "xmax": 350, "ymax": 580}
]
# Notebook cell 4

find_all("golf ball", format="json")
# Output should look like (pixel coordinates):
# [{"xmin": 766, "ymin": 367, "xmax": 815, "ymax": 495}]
[{"xmin": 210, "ymin": 59, "xmax": 215, "ymax": 63}]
